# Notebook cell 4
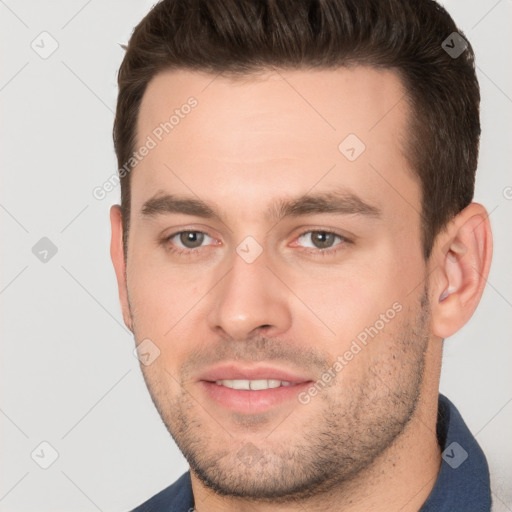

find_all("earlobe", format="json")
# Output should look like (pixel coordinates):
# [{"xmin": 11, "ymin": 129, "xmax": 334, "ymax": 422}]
[
  {"xmin": 110, "ymin": 205, "xmax": 133, "ymax": 332},
  {"xmin": 430, "ymin": 203, "xmax": 493, "ymax": 339}
]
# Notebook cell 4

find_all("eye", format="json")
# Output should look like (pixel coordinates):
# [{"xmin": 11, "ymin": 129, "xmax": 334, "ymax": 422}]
[
  {"xmin": 296, "ymin": 230, "xmax": 345, "ymax": 250},
  {"xmin": 169, "ymin": 231, "xmax": 214, "ymax": 249}
]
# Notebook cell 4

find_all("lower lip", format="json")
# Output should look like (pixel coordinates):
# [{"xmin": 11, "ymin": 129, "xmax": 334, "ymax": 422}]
[{"xmin": 199, "ymin": 381, "xmax": 312, "ymax": 414}]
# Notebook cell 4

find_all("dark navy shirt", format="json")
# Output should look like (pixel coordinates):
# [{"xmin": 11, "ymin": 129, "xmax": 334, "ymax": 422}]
[{"xmin": 130, "ymin": 394, "xmax": 491, "ymax": 511}]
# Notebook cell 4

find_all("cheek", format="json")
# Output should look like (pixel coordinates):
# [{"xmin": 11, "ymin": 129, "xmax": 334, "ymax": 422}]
[
  {"xmin": 292, "ymin": 258, "xmax": 416, "ymax": 348},
  {"xmin": 127, "ymin": 255, "xmax": 195, "ymax": 335},
  {"xmin": 315, "ymin": 286, "xmax": 389, "ymax": 347},
  {"xmin": 128, "ymin": 271, "xmax": 197, "ymax": 374}
]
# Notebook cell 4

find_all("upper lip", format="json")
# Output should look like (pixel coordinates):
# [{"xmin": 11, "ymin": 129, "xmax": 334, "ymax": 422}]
[{"xmin": 198, "ymin": 363, "xmax": 313, "ymax": 384}]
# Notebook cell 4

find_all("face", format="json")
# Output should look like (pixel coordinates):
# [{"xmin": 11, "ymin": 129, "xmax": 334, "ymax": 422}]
[{"xmin": 121, "ymin": 67, "xmax": 432, "ymax": 500}]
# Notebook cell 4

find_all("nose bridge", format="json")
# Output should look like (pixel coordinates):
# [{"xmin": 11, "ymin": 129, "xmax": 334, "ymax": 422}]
[{"xmin": 208, "ymin": 246, "xmax": 291, "ymax": 340}]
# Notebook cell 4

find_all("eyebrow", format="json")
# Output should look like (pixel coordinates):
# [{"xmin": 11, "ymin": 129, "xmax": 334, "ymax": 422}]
[
  {"xmin": 140, "ymin": 190, "xmax": 382, "ymax": 223},
  {"xmin": 141, "ymin": 195, "xmax": 219, "ymax": 219},
  {"xmin": 269, "ymin": 190, "xmax": 382, "ymax": 221}
]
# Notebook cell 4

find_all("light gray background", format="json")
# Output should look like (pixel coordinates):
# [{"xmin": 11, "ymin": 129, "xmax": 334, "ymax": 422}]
[{"xmin": 1, "ymin": 1, "xmax": 510, "ymax": 510}]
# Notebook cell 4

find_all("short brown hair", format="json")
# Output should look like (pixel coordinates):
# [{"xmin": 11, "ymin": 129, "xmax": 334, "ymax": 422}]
[{"xmin": 113, "ymin": 0, "xmax": 480, "ymax": 259}]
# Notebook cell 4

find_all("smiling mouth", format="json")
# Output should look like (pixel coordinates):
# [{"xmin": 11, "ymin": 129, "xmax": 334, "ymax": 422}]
[{"xmin": 197, "ymin": 363, "xmax": 314, "ymax": 413}]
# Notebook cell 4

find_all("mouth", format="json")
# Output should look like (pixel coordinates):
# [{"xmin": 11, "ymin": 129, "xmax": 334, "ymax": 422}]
[{"xmin": 197, "ymin": 364, "xmax": 313, "ymax": 414}]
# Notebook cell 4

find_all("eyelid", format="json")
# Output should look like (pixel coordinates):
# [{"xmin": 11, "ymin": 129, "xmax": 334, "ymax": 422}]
[{"xmin": 161, "ymin": 224, "xmax": 221, "ymax": 241}]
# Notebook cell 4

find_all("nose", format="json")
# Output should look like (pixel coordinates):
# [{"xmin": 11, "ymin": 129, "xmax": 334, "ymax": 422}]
[{"xmin": 207, "ymin": 248, "xmax": 292, "ymax": 341}]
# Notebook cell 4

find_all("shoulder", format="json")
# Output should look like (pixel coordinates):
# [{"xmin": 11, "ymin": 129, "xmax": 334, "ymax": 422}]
[{"xmin": 129, "ymin": 471, "xmax": 194, "ymax": 512}]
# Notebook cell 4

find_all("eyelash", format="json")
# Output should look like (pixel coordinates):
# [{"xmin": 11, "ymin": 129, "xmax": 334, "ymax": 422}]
[{"xmin": 161, "ymin": 229, "xmax": 351, "ymax": 258}]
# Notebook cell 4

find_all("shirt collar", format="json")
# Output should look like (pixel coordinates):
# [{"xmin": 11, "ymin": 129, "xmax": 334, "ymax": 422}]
[{"xmin": 419, "ymin": 393, "xmax": 491, "ymax": 511}]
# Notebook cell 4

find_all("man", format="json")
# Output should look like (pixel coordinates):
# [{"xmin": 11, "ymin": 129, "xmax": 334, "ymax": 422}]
[{"xmin": 110, "ymin": 0, "xmax": 493, "ymax": 510}]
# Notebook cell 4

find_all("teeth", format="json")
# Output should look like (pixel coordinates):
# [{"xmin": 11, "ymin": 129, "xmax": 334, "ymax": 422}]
[{"xmin": 215, "ymin": 379, "xmax": 292, "ymax": 390}]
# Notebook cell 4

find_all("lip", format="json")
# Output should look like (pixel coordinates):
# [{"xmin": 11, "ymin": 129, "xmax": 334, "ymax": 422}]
[
  {"xmin": 197, "ymin": 363, "xmax": 312, "ymax": 384},
  {"xmin": 197, "ymin": 363, "xmax": 313, "ymax": 414}
]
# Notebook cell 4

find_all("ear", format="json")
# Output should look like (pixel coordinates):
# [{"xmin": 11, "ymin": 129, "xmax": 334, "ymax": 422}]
[
  {"xmin": 110, "ymin": 205, "xmax": 133, "ymax": 332},
  {"xmin": 429, "ymin": 202, "xmax": 493, "ymax": 339}
]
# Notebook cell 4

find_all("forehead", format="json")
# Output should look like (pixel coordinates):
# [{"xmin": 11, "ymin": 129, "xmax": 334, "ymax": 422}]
[{"xmin": 133, "ymin": 66, "xmax": 418, "ymax": 222}]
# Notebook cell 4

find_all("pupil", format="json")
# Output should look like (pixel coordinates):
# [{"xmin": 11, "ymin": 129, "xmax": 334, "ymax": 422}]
[
  {"xmin": 181, "ymin": 232, "xmax": 204, "ymax": 248},
  {"xmin": 313, "ymin": 231, "xmax": 334, "ymax": 249}
]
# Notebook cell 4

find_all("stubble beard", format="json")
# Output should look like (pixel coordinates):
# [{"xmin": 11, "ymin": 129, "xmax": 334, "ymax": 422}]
[{"xmin": 133, "ymin": 288, "xmax": 430, "ymax": 504}]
